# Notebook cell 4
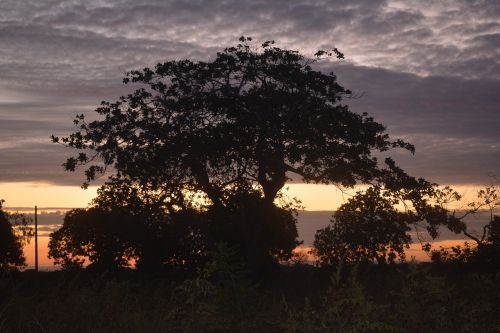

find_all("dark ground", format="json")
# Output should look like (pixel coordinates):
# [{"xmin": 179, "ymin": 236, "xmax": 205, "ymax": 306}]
[{"xmin": 1, "ymin": 263, "xmax": 499, "ymax": 333}]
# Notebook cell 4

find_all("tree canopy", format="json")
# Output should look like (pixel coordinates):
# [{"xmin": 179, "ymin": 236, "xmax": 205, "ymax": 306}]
[
  {"xmin": 48, "ymin": 208, "xmax": 137, "ymax": 270},
  {"xmin": 312, "ymin": 181, "xmax": 456, "ymax": 266},
  {"xmin": 53, "ymin": 37, "xmax": 414, "ymax": 209},
  {"xmin": 313, "ymin": 186, "xmax": 413, "ymax": 265}
]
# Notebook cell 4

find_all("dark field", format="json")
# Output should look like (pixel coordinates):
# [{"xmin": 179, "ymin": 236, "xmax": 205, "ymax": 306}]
[{"xmin": 1, "ymin": 262, "xmax": 499, "ymax": 333}]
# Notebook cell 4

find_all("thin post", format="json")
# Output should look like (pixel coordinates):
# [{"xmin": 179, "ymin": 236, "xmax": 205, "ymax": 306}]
[{"xmin": 35, "ymin": 205, "xmax": 38, "ymax": 273}]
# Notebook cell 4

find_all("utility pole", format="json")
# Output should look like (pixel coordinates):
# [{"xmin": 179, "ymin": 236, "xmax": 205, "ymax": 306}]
[{"xmin": 35, "ymin": 205, "xmax": 38, "ymax": 273}]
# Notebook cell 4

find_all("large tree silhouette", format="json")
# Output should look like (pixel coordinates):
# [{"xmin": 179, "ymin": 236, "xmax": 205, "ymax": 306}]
[{"xmin": 53, "ymin": 37, "xmax": 413, "ymax": 208}]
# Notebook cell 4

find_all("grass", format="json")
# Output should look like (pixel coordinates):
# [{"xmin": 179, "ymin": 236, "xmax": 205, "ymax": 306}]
[{"xmin": 0, "ymin": 261, "xmax": 499, "ymax": 332}]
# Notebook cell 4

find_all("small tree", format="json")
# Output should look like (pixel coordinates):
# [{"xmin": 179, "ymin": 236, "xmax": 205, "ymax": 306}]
[
  {"xmin": 0, "ymin": 200, "xmax": 32, "ymax": 269},
  {"xmin": 313, "ymin": 187, "xmax": 414, "ymax": 265},
  {"xmin": 48, "ymin": 208, "xmax": 137, "ymax": 270},
  {"xmin": 428, "ymin": 185, "xmax": 500, "ymax": 266},
  {"xmin": 49, "ymin": 190, "xmax": 210, "ymax": 271},
  {"xmin": 93, "ymin": 180, "xmax": 209, "ymax": 270},
  {"xmin": 313, "ymin": 180, "xmax": 456, "ymax": 266}
]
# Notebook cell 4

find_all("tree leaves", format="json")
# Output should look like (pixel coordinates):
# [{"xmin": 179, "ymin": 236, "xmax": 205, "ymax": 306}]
[{"xmin": 53, "ymin": 37, "xmax": 413, "ymax": 207}]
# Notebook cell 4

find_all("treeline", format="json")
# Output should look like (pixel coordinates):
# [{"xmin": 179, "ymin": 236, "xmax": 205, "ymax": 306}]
[
  {"xmin": 41, "ymin": 184, "xmax": 500, "ymax": 272},
  {"xmin": 2, "ymin": 185, "xmax": 499, "ymax": 273}
]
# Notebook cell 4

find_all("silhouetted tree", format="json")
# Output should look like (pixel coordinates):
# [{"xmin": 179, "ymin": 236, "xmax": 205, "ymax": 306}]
[
  {"xmin": 48, "ymin": 208, "xmax": 137, "ymax": 270},
  {"xmin": 313, "ymin": 187, "xmax": 413, "ymax": 265},
  {"xmin": 53, "ymin": 37, "xmax": 414, "ymax": 205},
  {"xmin": 52, "ymin": 37, "xmax": 417, "ymax": 270},
  {"xmin": 313, "ymin": 182, "xmax": 458, "ymax": 266},
  {"xmin": 207, "ymin": 189, "xmax": 301, "ymax": 272},
  {"xmin": 0, "ymin": 200, "xmax": 32, "ymax": 269},
  {"xmin": 452, "ymin": 186, "xmax": 500, "ymax": 245},
  {"xmin": 489, "ymin": 215, "xmax": 500, "ymax": 244},
  {"xmin": 95, "ymin": 181, "xmax": 297, "ymax": 272},
  {"xmin": 49, "ymin": 186, "xmax": 209, "ymax": 271},
  {"xmin": 93, "ymin": 180, "xmax": 209, "ymax": 270},
  {"xmin": 428, "ymin": 186, "xmax": 500, "ymax": 267}
]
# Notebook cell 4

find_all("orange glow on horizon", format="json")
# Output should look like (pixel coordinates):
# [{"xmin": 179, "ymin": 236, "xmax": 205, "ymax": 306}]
[
  {"xmin": 294, "ymin": 239, "xmax": 472, "ymax": 263},
  {"xmin": 0, "ymin": 182, "xmax": 97, "ymax": 209},
  {"xmin": 27, "ymin": 236, "xmax": 472, "ymax": 270},
  {"xmin": 23, "ymin": 236, "xmax": 55, "ymax": 269},
  {"xmin": 0, "ymin": 181, "xmax": 488, "ymax": 211},
  {"xmin": 281, "ymin": 183, "xmax": 485, "ymax": 211}
]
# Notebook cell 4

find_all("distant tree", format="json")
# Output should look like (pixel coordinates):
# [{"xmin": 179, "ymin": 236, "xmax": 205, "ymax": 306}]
[
  {"xmin": 313, "ymin": 180, "xmax": 500, "ymax": 267},
  {"xmin": 49, "ymin": 193, "xmax": 209, "ymax": 271},
  {"xmin": 48, "ymin": 208, "xmax": 138, "ymax": 270},
  {"xmin": 427, "ymin": 186, "xmax": 500, "ymax": 267},
  {"xmin": 0, "ymin": 200, "xmax": 32, "ymax": 269},
  {"xmin": 313, "ymin": 187, "xmax": 414, "ymax": 265},
  {"xmin": 313, "ymin": 181, "xmax": 457, "ymax": 266},
  {"xmin": 52, "ymin": 37, "xmax": 416, "ymax": 270}
]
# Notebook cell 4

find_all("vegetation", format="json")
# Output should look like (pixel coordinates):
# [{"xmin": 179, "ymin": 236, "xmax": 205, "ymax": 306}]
[
  {"xmin": 50, "ymin": 37, "xmax": 421, "ymax": 272},
  {"xmin": 313, "ymin": 186, "xmax": 414, "ymax": 265},
  {"xmin": 0, "ymin": 37, "xmax": 492, "ymax": 332},
  {"xmin": 426, "ymin": 186, "xmax": 500, "ymax": 267},
  {"xmin": 1, "ymin": 252, "xmax": 499, "ymax": 332},
  {"xmin": 48, "ymin": 208, "xmax": 138, "ymax": 270},
  {"xmin": 0, "ymin": 200, "xmax": 32, "ymax": 270}
]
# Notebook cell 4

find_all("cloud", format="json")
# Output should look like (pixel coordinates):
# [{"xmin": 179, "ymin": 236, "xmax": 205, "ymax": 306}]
[
  {"xmin": 329, "ymin": 63, "xmax": 500, "ymax": 183},
  {"xmin": 3, "ymin": 0, "xmax": 499, "ymax": 79},
  {"xmin": 0, "ymin": 142, "xmax": 80, "ymax": 185},
  {"xmin": 332, "ymin": 64, "xmax": 500, "ymax": 139}
]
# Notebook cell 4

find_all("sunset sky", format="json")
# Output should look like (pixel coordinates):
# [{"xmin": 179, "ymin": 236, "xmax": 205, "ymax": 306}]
[{"xmin": 1, "ymin": 0, "xmax": 499, "ymax": 210}]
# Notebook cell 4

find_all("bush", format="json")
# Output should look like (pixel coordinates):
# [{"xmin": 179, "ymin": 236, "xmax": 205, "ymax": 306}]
[
  {"xmin": 207, "ymin": 190, "xmax": 301, "ymax": 274},
  {"xmin": 429, "ymin": 216, "xmax": 500, "ymax": 268},
  {"xmin": 0, "ymin": 200, "xmax": 32, "ymax": 270},
  {"xmin": 48, "ymin": 207, "xmax": 209, "ymax": 271},
  {"xmin": 313, "ymin": 187, "xmax": 413, "ymax": 266},
  {"xmin": 48, "ymin": 208, "xmax": 137, "ymax": 270}
]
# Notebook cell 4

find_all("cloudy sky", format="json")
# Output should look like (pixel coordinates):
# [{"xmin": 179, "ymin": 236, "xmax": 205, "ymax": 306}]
[{"xmin": 1, "ymin": 0, "xmax": 499, "ymax": 207}]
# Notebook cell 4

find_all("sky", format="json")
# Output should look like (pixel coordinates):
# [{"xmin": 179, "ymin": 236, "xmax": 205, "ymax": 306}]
[{"xmin": 1, "ymin": 0, "xmax": 500, "ymax": 210}]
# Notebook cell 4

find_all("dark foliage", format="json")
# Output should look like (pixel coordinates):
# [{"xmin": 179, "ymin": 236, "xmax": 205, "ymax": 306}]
[
  {"xmin": 52, "ymin": 37, "xmax": 413, "ymax": 207},
  {"xmin": 0, "ymin": 200, "xmax": 32, "ymax": 270},
  {"xmin": 48, "ymin": 208, "xmax": 137, "ymax": 270},
  {"xmin": 49, "ymin": 186, "xmax": 299, "ymax": 272},
  {"xmin": 207, "ymin": 190, "xmax": 301, "ymax": 273},
  {"xmin": 48, "ymin": 206, "xmax": 208, "ymax": 271},
  {"xmin": 91, "ymin": 181, "xmax": 209, "ymax": 270},
  {"xmin": 313, "ymin": 187, "xmax": 413, "ymax": 265},
  {"xmin": 430, "ymin": 216, "xmax": 500, "ymax": 268},
  {"xmin": 1, "ymin": 263, "xmax": 499, "ymax": 332},
  {"xmin": 50, "ymin": 37, "xmax": 418, "ymax": 272},
  {"xmin": 312, "ymin": 182, "xmax": 462, "ymax": 266},
  {"xmin": 428, "ymin": 186, "xmax": 500, "ymax": 268}
]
